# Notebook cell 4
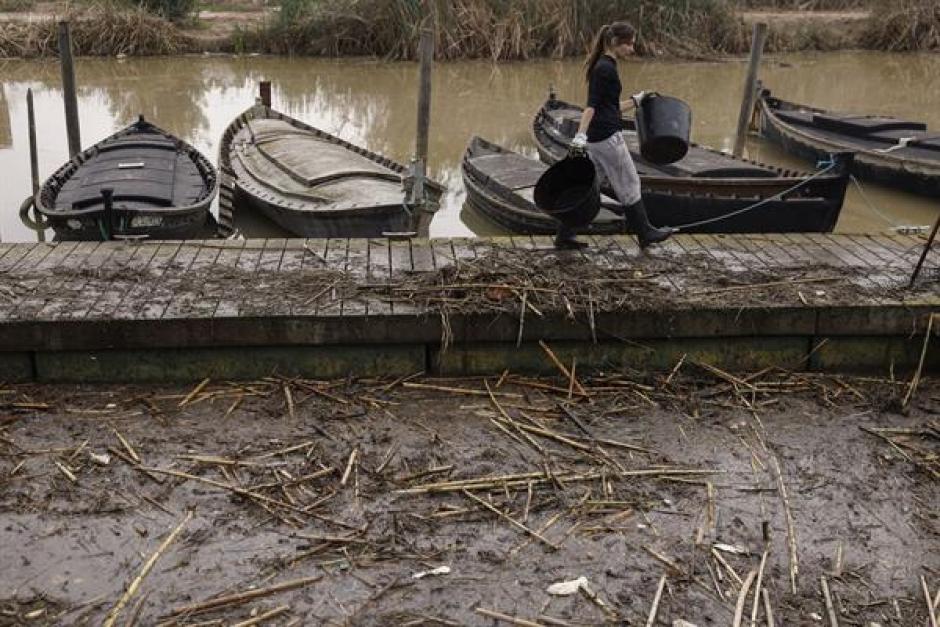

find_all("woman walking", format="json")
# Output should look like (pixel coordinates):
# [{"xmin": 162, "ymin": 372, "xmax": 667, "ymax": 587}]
[{"xmin": 569, "ymin": 22, "xmax": 673, "ymax": 249}]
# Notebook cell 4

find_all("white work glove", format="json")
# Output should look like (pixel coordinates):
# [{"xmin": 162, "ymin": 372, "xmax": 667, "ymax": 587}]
[
  {"xmin": 571, "ymin": 132, "xmax": 588, "ymax": 150},
  {"xmin": 632, "ymin": 91, "xmax": 647, "ymax": 106}
]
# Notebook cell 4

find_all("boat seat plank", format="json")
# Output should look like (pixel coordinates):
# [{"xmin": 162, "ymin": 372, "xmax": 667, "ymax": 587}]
[
  {"xmin": 471, "ymin": 153, "xmax": 545, "ymax": 190},
  {"xmin": 813, "ymin": 113, "xmax": 927, "ymax": 137},
  {"xmin": 246, "ymin": 120, "xmax": 396, "ymax": 186}
]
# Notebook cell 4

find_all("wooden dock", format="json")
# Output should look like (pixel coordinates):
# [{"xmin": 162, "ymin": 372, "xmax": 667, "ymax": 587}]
[{"xmin": 0, "ymin": 233, "xmax": 935, "ymax": 382}]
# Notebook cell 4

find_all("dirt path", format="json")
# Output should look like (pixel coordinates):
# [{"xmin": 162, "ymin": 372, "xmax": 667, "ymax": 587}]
[{"xmin": 0, "ymin": 371, "xmax": 937, "ymax": 625}]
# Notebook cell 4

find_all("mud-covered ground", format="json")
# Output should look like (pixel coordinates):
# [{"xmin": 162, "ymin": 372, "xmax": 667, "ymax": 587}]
[{"xmin": 0, "ymin": 369, "xmax": 937, "ymax": 626}]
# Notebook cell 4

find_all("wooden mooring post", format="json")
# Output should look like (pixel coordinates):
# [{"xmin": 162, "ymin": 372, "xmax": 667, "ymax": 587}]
[
  {"xmin": 412, "ymin": 26, "xmax": 434, "ymax": 205},
  {"xmin": 26, "ymin": 88, "xmax": 45, "ymax": 242},
  {"xmin": 733, "ymin": 22, "xmax": 768, "ymax": 158},
  {"xmin": 259, "ymin": 81, "xmax": 272, "ymax": 107},
  {"xmin": 58, "ymin": 20, "xmax": 81, "ymax": 157}
]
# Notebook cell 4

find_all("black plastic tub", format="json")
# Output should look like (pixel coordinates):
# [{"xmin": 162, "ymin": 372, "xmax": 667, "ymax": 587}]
[
  {"xmin": 533, "ymin": 155, "xmax": 601, "ymax": 227},
  {"xmin": 636, "ymin": 94, "xmax": 691, "ymax": 165}
]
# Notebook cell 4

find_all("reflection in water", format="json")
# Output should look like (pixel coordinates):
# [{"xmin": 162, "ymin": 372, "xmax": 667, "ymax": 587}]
[
  {"xmin": 0, "ymin": 83, "xmax": 10, "ymax": 149},
  {"xmin": 0, "ymin": 51, "xmax": 937, "ymax": 242}
]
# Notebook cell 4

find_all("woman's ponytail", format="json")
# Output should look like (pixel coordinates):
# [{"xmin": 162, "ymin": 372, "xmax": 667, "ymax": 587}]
[
  {"xmin": 583, "ymin": 21, "xmax": 637, "ymax": 83},
  {"xmin": 583, "ymin": 24, "xmax": 609, "ymax": 83}
]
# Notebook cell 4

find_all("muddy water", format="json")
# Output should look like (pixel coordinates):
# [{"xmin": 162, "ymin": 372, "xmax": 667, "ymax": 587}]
[{"xmin": 0, "ymin": 51, "xmax": 936, "ymax": 242}]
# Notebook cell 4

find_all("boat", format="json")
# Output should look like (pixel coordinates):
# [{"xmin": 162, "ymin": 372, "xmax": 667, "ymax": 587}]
[
  {"xmin": 463, "ymin": 137, "xmax": 623, "ymax": 235},
  {"xmin": 218, "ymin": 103, "xmax": 443, "ymax": 238},
  {"xmin": 532, "ymin": 95, "xmax": 854, "ymax": 233},
  {"xmin": 35, "ymin": 117, "xmax": 217, "ymax": 241},
  {"xmin": 463, "ymin": 137, "xmax": 852, "ymax": 235},
  {"xmin": 757, "ymin": 87, "xmax": 940, "ymax": 198}
]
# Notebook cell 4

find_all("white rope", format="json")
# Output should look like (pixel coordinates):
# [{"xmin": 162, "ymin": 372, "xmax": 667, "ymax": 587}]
[
  {"xmin": 670, "ymin": 162, "xmax": 838, "ymax": 232},
  {"xmin": 849, "ymin": 174, "xmax": 899, "ymax": 228}
]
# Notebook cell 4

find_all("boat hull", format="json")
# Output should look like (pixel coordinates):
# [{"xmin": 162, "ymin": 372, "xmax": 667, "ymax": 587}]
[
  {"xmin": 220, "ymin": 105, "xmax": 442, "ymax": 238},
  {"xmin": 757, "ymin": 92, "xmax": 940, "ymax": 198},
  {"xmin": 35, "ymin": 118, "xmax": 218, "ymax": 241}
]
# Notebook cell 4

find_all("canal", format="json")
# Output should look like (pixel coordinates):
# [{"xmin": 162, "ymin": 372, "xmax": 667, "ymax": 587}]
[{"xmin": 0, "ymin": 50, "xmax": 937, "ymax": 241}]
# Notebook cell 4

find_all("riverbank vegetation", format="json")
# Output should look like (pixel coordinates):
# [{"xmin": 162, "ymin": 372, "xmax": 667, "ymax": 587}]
[
  {"xmin": 863, "ymin": 0, "xmax": 940, "ymax": 52},
  {"xmin": 0, "ymin": 0, "xmax": 938, "ymax": 59}
]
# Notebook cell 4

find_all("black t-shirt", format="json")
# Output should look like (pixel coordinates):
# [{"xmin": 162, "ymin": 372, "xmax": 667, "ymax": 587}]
[{"xmin": 586, "ymin": 54, "xmax": 622, "ymax": 143}]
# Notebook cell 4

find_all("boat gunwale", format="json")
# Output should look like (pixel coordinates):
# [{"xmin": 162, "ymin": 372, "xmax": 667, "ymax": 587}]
[
  {"xmin": 34, "ymin": 119, "xmax": 219, "ymax": 219},
  {"xmin": 758, "ymin": 91, "xmax": 940, "ymax": 173}
]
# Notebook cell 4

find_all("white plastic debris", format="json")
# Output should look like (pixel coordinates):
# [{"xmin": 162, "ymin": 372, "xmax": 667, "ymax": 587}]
[
  {"xmin": 88, "ymin": 452, "xmax": 111, "ymax": 466},
  {"xmin": 673, "ymin": 621, "xmax": 699, "ymax": 627},
  {"xmin": 810, "ymin": 613, "xmax": 823, "ymax": 621},
  {"xmin": 412, "ymin": 566, "xmax": 451, "ymax": 579},
  {"xmin": 546, "ymin": 576, "xmax": 588, "ymax": 596},
  {"xmin": 815, "ymin": 290, "xmax": 826, "ymax": 297}
]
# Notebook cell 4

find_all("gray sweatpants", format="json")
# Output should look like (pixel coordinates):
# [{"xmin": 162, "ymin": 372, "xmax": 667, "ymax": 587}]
[{"xmin": 587, "ymin": 131, "xmax": 642, "ymax": 206}]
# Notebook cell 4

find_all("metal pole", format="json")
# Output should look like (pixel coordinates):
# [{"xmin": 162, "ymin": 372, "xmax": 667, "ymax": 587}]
[
  {"xmin": 27, "ymin": 88, "xmax": 45, "ymax": 242},
  {"xmin": 58, "ymin": 20, "xmax": 81, "ymax": 157},
  {"xmin": 414, "ymin": 26, "xmax": 434, "ymax": 204},
  {"xmin": 733, "ymin": 22, "xmax": 767, "ymax": 158},
  {"xmin": 909, "ymin": 212, "xmax": 940, "ymax": 288},
  {"xmin": 259, "ymin": 81, "xmax": 272, "ymax": 108}
]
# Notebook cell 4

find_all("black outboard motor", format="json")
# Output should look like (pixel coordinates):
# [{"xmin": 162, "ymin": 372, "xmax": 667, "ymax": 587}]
[
  {"xmin": 534, "ymin": 155, "xmax": 601, "ymax": 249},
  {"xmin": 635, "ymin": 93, "xmax": 692, "ymax": 165}
]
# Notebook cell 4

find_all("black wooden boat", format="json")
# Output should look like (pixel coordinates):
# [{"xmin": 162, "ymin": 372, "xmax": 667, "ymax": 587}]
[
  {"xmin": 757, "ymin": 88, "xmax": 940, "ymax": 197},
  {"xmin": 219, "ymin": 103, "xmax": 443, "ymax": 238},
  {"xmin": 532, "ymin": 94, "xmax": 847, "ymax": 212},
  {"xmin": 35, "ymin": 116, "xmax": 218, "ymax": 240},
  {"xmin": 463, "ymin": 137, "xmax": 854, "ymax": 235}
]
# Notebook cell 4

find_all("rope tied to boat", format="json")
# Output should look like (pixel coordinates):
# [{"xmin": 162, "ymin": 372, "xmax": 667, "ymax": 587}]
[{"xmin": 668, "ymin": 160, "xmax": 839, "ymax": 233}]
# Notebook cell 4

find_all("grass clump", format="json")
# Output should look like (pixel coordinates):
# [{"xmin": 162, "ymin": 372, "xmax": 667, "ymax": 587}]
[
  {"xmin": 863, "ymin": 0, "xmax": 940, "ymax": 51},
  {"xmin": 0, "ymin": 3, "xmax": 187, "ymax": 57},
  {"xmin": 244, "ymin": 0, "xmax": 750, "ymax": 60}
]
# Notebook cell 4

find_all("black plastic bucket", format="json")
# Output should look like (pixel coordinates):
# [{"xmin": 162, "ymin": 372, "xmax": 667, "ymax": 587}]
[
  {"xmin": 534, "ymin": 155, "xmax": 601, "ymax": 228},
  {"xmin": 635, "ymin": 93, "xmax": 691, "ymax": 165}
]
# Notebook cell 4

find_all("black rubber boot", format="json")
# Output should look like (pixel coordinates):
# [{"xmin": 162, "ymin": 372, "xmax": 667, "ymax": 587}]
[
  {"xmin": 553, "ymin": 224, "xmax": 588, "ymax": 250},
  {"xmin": 625, "ymin": 199, "xmax": 673, "ymax": 249}
]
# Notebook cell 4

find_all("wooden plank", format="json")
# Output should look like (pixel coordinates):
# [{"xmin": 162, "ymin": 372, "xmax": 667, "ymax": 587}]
[
  {"xmin": 139, "ymin": 241, "xmax": 198, "ymax": 320},
  {"xmin": 7, "ymin": 241, "xmax": 56, "ymax": 276},
  {"xmin": 0, "ymin": 243, "xmax": 38, "ymax": 273},
  {"xmin": 343, "ymin": 238, "xmax": 368, "ymax": 316},
  {"xmin": 410, "ymin": 238, "xmax": 435, "ymax": 273},
  {"xmin": 298, "ymin": 238, "xmax": 329, "ymax": 316},
  {"xmin": 279, "ymin": 239, "xmax": 306, "ymax": 272},
  {"xmin": 111, "ymin": 242, "xmax": 181, "ymax": 320},
  {"xmin": 780, "ymin": 234, "xmax": 886, "ymax": 304},
  {"xmin": 317, "ymin": 238, "xmax": 346, "ymax": 317},
  {"xmin": 259, "ymin": 238, "xmax": 286, "ymax": 273},
  {"xmin": 687, "ymin": 234, "xmax": 750, "ymax": 273},
  {"xmin": 85, "ymin": 243, "xmax": 157, "ymax": 319},
  {"xmin": 367, "ymin": 237, "xmax": 392, "ymax": 316},
  {"xmin": 530, "ymin": 235, "xmax": 556, "ymax": 251},
  {"xmin": 388, "ymin": 238, "xmax": 414, "ymax": 315},
  {"xmin": 6, "ymin": 242, "xmax": 80, "ymax": 319},
  {"xmin": 740, "ymin": 234, "xmax": 803, "ymax": 267},
  {"xmin": 54, "ymin": 242, "xmax": 116, "ymax": 321},
  {"xmin": 235, "ymin": 239, "xmax": 269, "ymax": 317},
  {"xmin": 844, "ymin": 234, "xmax": 907, "ymax": 268},
  {"xmin": 430, "ymin": 238, "xmax": 457, "ymax": 272},
  {"xmin": 78, "ymin": 242, "xmax": 142, "ymax": 320},
  {"xmin": 161, "ymin": 242, "xmax": 223, "ymax": 320},
  {"xmin": 35, "ymin": 242, "xmax": 104, "ymax": 320},
  {"xmin": 212, "ymin": 239, "xmax": 248, "ymax": 318}
]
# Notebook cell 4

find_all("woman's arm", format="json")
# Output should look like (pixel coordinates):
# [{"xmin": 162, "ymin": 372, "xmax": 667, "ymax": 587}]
[{"xmin": 577, "ymin": 107, "xmax": 595, "ymax": 136}]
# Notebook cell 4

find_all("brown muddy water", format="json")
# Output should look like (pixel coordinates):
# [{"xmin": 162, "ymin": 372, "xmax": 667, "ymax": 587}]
[{"xmin": 0, "ymin": 51, "xmax": 937, "ymax": 242}]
